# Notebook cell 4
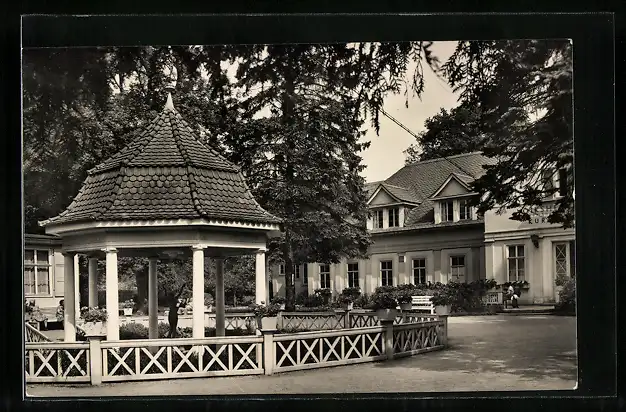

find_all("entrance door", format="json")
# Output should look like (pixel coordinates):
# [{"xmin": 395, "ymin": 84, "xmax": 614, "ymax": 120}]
[{"xmin": 553, "ymin": 241, "xmax": 574, "ymax": 303}]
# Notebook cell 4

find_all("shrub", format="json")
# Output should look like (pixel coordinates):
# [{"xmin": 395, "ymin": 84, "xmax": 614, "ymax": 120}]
[
  {"xmin": 119, "ymin": 323, "xmax": 149, "ymax": 340},
  {"xmin": 371, "ymin": 292, "xmax": 398, "ymax": 310},
  {"xmin": 556, "ymin": 278, "xmax": 576, "ymax": 312},
  {"xmin": 295, "ymin": 291, "xmax": 309, "ymax": 306},
  {"xmin": 249, "ymin": 302, "xmax": 280, "ymax": 317},
  {"xmin": 302, "ymin": 293, "xmax": 324, "ymax": 308},
  {"xmin": 271, "ymin": 296, "xmax": 286, "ymax": 305},
  {"xmin": 80, "ymin": 307, "xmax": 108, "ymax": 323},
  {"xmin": 341, "ymin": 287, "xmax": 362, "ymax": 300},
  {"xmin": 353, "ymin": 294, "xmax": 374, "ymax": 309}
]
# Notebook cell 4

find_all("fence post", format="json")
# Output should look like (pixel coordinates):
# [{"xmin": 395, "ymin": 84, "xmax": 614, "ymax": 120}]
[
  {"xmin": 277, "ymin": 310, "xmax": 283, "ymax": 330},
  {"xmin": 261, "ymin": 329, "xmax": 276, "ymax": 375},
  {"xmin": 344, "ymin": 309, "xmax": 351, "ymax": 329},
  {"xmin": 381, "ymin": 320, "xmax": 395, "ymax": 361},
  {"xmin": 438, "ymin": 315, "xmax": 448, "ymax": 347},
  {"xmin": 87, "ymin": 335, "xmax": 105, "ymax": 385}
]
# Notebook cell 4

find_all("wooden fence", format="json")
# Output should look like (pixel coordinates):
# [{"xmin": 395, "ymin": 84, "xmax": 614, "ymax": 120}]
[{"xmin": 25, "ymin": 316, "xmax": 448, "ymax": 385}]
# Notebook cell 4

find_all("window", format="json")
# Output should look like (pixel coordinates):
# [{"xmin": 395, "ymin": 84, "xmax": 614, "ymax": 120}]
[
  {"xmin": 388, "ymin": 207, "xmax": 400, "ymax": 227},
  {"xmin": 554, "ymin": 242, "xmax": 569, "ymax": 280},
  {"xmin": 373, "ymin": 209, "xmax": 384, "ymax": 229},
  {"xmin": 294, "ymin": 265, "xmax": 300, "ymax": 279},
  {"xmin": 398, "ymin": 255, "xmax": 405, "ymax": 263},
  {"xmin": 450, "ymin": 256, "xmax": 465, "ymax": 282},
  {"xmin": 303, "ymin": 264, "xmax": 308, "ymax": 285},
  {"xmin": 347, "ymin": 263, "xmax": 359, "ymax": 288},
  {"xmin": 507, "ymin": 245, "xmax": 525, "ymax": 282},
  {"xmin": 440, "ymin": 201, "xmax": 454, "ymax": 222},
  {"xmin": 459, "ymin": 199, "xmax": 472, "ymax": 220},
  {"xmin": 380, "ymin": 260, "xmax": 393, "ymax": 286},
  {"xmin": 412, "ymin": 258, "xmax": 427, "ymax": 285},
  {"xmin": 24, "ymin": 249, "xmax": 51, "ymax": 296},
  {"xmin": 278, "ymin": 264, "xmax": 285, "ymax": 276},
  {"xmin": 319, "ymin": 264, "xmax": 331, "ymax": 289}
]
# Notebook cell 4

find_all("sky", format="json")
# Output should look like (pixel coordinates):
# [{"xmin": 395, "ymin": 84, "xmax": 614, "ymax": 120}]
[{"xmin": 359, "ymin": 41, "xmax": 460, "ymax": 183}]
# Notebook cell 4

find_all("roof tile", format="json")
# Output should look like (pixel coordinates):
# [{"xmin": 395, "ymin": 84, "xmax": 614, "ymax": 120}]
[{"xmin": 42, "ymin": 101, "xmax": 281, "ymax": 227}]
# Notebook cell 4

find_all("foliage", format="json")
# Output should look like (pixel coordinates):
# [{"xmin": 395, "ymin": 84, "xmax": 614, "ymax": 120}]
[
  {"xmin": 24, "ymin": 300, "xmax": 47, "ymax": 323},
  {"xmin": 404, "ymin": 102, "xmax": 487, "ymax": 163},
  {"xmin": 271, "ymin": 296, "xmax": 286, "ymax": 305},
  {"xmin": 249, "ymin": 302, "xmax": 280, "ymax": 318},
  {"xmin": 204, "ymin": 293, "xmax": 214, "ymax": 307},
  {"xmin": 300, "ymin": 293, "xmax": 325, "ymax": 308},
  {"xmin": 353, "ymin": 293, "xmax": 374, "ymax": 309},
  {"xmin": 501, "ymin": 280, "xmax": 530, "ymax": 289},
  {"xmin": 371, "ymin": 292, "xmax": 398, "ymax": 310},
  {"xmin": 80, "ymin": 306, "xmax": 108, "ymax": 323},
  {"xmin": 430, "ymin": 292, "xmax": 454, "ymax": 307},
  {"xmin": 556, "ymin": 278, "xmax": 576, "ymax": 312},
  {"xmin": 120, "ymin": 300, "xmax": 135, "ymax": 309},
  {"xmin": 339, "ymin": 287, "xmax": 362, "ymax": 304},
  {"xmin": 554, "ymin": 273, "xmax": 569, "ymax": 287},
  {"xmin": 443, "ymin": 40, "xmax": 574, "ymax": 228},
  {"xmin": 118, "ymin": 322, "xmax": 253, "ymax": 340}
]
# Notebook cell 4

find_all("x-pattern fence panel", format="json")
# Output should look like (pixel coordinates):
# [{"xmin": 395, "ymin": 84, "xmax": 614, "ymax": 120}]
[
  {"xmin": 25, "ymin": 342, "xmax": 91, "ymax": 383},
  {"xmin": 204, "ymin": 313, "xmax": 257, "ymax": 330},
  {"xmin": 392, "ymin": 321, "xmax": 445, "ymax": 357},
  {"xmin": 101, "ymin": 336, "xmax": 264, "ymax": 382},
  {"xmin": 25, "ymin": 323, "xmax": 52, "ymax": 343},
  {"xmin": 279, "ymin": 312, "xmax": 345, "ymax": 330},
  {"xmin": 273, "ymin": 326, "xmax": 386, "ymax": 373}
]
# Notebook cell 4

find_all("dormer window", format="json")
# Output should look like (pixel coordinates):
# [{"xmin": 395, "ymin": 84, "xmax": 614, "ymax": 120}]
[
  {"xmin": 543, "ymin": 169, "xmax": 555, "ymax": 194},
  {"xmin": 440, "ymin": 201, "xmax": 454, "ymax": 222},
  {"xmin": 373, "ymin": 210, "xmax": 384, "ymax": 229},
  {"xmin": 459, "ymin": 199, "xmax": 472, "ymax": 220},
  {"xmin": 388, "ymin": 207, "xmax": 400, "ymax": 227}
]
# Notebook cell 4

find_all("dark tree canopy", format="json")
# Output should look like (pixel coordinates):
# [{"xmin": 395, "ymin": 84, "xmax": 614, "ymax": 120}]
[
  {"xmin": 404, "ymin": 102, "xmax": 486, "ymax": 163},
  {"xmin": 442, "ymin": 40, "xmax": 574, "ymax": 228}
]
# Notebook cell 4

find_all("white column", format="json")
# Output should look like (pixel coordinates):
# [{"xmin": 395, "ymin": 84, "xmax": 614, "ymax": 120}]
[
  {"xmin": 148, "ymin": 257, "xmax": 159, "ymax": 340},
  {"xmin": 215, "ymin": 258, "xmax": 225, "ymax": 337},
  {"xmin": 104, "ymin": 248, "xmax": 120, "ymax": 341},
  {"xmin": 191, "ymin": 245, "xmax": 205, "ymax": 339},
  {"xmin": 88, "ymin": 257, "xmax": 98, "ymax": 308},
  {"xmin": 74, "ymin": 254, "xmax": 80, "ymax": 320},
  {"xmin": 255, "ymin": 250, "xmax": 266, "ymax": 304},
  {"xmin": 63, "ymin": 252, "xmax": 76, "ymax": 342}
]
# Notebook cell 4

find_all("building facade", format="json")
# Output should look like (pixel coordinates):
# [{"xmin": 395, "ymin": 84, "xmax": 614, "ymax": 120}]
[
  {"xmin": 24, "ymin": 234, "xmax": 70, "ymax": 311},
  {"xmin": 271, "ymin": 152, "xmax": 496, "ymax": 298},
  {"xmin": 483, "ymin": 202, "xmax": 575, "ymax": 305}
]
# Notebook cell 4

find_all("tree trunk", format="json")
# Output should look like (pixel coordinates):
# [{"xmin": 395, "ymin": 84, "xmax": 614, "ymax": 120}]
[{"xmin": 283, "ymin": 233, "xmax": 296, "ymax": 311}]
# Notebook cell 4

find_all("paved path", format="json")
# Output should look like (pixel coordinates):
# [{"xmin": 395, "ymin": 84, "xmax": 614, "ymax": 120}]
[{"xmin": 27, "ymin": 315, "xmax": 577, "ymax": 396}]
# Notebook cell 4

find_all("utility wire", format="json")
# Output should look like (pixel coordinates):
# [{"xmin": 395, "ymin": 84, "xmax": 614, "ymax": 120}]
[{"xmin": 378, "ymin": 107, "xmax": 478, "ymax": 179}]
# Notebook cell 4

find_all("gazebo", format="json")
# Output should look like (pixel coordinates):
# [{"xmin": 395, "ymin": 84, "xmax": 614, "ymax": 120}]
[{"xmin": 39, "ymin": 94, "xmax": 281, "ymax": 342}]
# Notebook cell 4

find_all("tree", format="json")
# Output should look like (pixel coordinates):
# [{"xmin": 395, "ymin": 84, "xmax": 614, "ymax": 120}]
[
  {"xmin": 442, "ymin": 40, "xmax": 574, "ymax": 228},
  {"xmin": 404, "ymin": 102, "xmax": 486, "ymax": 163},
  {"xmin": 227, "ymin": 43, "xmax": 435, "ymax": 310}
]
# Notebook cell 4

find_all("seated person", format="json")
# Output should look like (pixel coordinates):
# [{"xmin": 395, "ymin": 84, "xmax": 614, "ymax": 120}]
[{"xmin": 56, "ymin": 299, "xmax": 64, "ymax": 322}]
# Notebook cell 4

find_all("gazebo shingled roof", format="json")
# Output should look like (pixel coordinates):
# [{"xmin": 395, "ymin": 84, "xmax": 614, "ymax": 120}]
[{"xmin": 40, "ymin": 94, "xmax": 281, "ymax": 228}]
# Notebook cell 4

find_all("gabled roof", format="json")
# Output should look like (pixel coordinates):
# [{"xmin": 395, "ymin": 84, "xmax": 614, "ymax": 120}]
[
  {"xmin": 40, "ymin": 94, "xmax": 281, "ymax": 228},
  {"xmin": 382, "ymin": 152, "xmax": 497, "ymax": 226},
  {"xmin": 367, "ymin": 182, "xmax": 421, "ymax": 206},
  {"xmin": 428, "ymin": 172, "xmax": 475, "ymax": 200}
]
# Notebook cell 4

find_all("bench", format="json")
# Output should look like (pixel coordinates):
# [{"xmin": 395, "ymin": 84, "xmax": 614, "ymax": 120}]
[{"xmin": 411, "ymin": 295, "xmax": 435, "ymax": 314}]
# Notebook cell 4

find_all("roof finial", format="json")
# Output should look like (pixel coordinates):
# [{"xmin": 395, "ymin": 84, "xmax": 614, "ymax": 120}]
[{"xmin": 164, "ymin": 92, "xmax": 175, "ymax": 111}]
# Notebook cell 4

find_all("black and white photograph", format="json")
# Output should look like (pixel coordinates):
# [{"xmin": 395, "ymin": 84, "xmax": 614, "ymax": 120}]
[{"xmin": 22, "ymin": 25, "xmax": 579, "ymax": 397}]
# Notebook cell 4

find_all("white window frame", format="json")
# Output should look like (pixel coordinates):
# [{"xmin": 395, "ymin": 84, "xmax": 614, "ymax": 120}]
[
  {"xmin": 293, "ymin": 265, "xmax": 300, "ymax": 279},
  {"xmin": 380, "ymin": 260, "xmax": 393, "ymax": 287},
  {"xmin": 449, "ymin": 255, "xmax": 466, "ymax": 282},
  {"xmin": 412, "ymin": 258, "xmax": 427, "ymax": 285},
  {"xmin": 459, "ymin": 199, "xmax": 472, "ymax": 220},
  {"xmin": 24, "ymin": 248, "xmax": 52, "ymax": 296},
  {"xmin": 347, "ymin": 262, "xmax": 360, "ymax": 288},
  {"xmin": 507, "ymin": 245, "xmax": 526, "ymax": 282},
  {"xmin": 373, "ymin": 209, "xmax": 384, "ymax": 229},
  {"xmin": 388, "ymin": 207, "xmax": 400, "ymax": 227},
  {"xmin": 319, "ymin": 264, "xmax": 331, "ymax": 289},
  {"xmin": 553, "ymin": 242, "xmax": 572, "ymax": 280},
  {"xmin": 440, "ymin": 201, "xmax": 454, "ymax": 222}
]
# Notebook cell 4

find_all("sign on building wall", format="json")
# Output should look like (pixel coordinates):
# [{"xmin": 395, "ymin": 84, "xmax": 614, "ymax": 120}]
[{"xmin": 526, "ymin": 204, "xmax": 558, "ymax": 225}]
